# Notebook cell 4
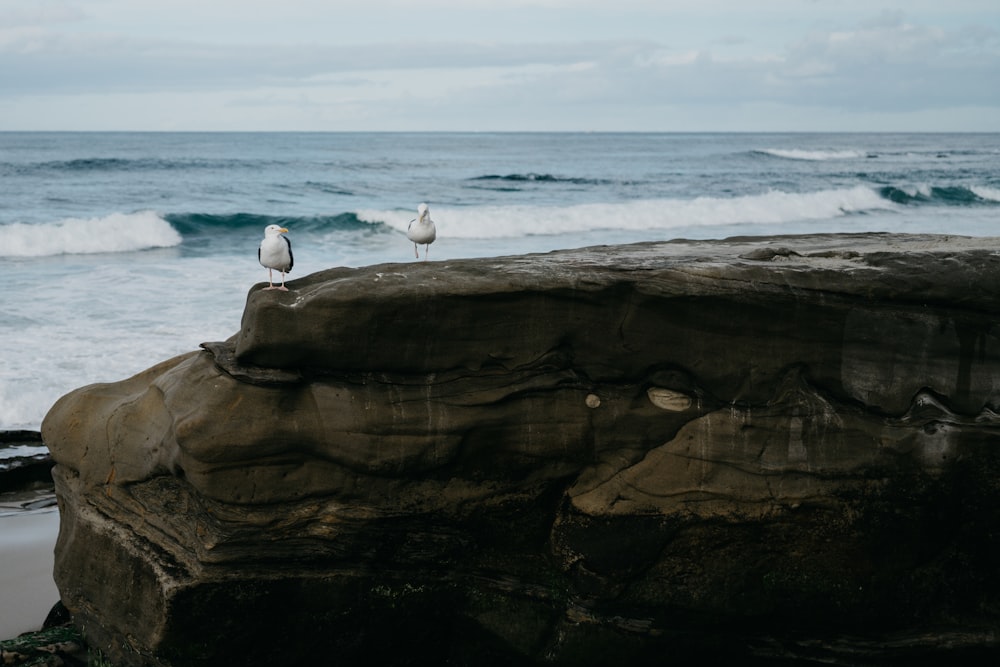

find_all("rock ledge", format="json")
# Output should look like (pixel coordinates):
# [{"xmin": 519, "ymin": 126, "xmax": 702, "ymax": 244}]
[{"xmin": 42, "ymin": 234, "xmax": 1000, "ymax": 666}]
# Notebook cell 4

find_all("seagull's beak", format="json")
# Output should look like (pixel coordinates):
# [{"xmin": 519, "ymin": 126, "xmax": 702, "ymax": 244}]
[{"xmin": 279, "ymin": 227, "xmax": 289, "ymax": 234}]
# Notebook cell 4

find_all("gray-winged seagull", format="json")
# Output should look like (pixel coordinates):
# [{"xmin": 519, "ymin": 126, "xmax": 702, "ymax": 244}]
[
  {"xmin": 258, "ymin": 224, "xmax": 293, "ymax": 291},
  {"xmin": 406, "ymin": 203, "xmax": 436, "ymax": 260}
]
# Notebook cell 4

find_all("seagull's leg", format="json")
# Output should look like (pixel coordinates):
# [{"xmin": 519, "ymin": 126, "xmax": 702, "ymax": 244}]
[
  {"xmin": 264, "ymin": 268, "xmax": 277, "ymax": 290},
  {"xmin": 413, "ymin": 243, "xmax": 419, "ymax": 259},
  {"xmin": 423, "ymin": 244, "xmax": 429, "ymax": 261},
  {"xmin": 277, "ymin": 271, "xmax": 289, "ymax": 292}
]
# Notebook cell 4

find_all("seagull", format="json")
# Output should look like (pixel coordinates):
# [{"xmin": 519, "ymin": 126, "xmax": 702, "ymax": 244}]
[
  {"xmin": 258, "ymin": 224, "xmax": 293, "ymax": 291},
  {"xmin": 407, "ymin": 203, "xmax": 436, "ymax": 260}
]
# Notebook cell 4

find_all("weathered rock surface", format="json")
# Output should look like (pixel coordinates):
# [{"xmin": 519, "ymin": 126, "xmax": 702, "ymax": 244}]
[{"xmin": 42, "ymin": 234, "xmax": 1000, "ymax": 665}]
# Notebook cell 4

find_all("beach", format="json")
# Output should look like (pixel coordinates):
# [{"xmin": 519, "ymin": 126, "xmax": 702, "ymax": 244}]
[{"xmin": 0, "ymin": 506, "xmax": 60, "ymax": 638}]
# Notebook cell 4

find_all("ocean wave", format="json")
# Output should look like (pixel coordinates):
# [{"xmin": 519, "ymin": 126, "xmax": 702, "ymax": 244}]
[
  {"xmin": 880, "ymin": 185, "xmax": 996, "ymax": 206},
  {"xmin": 754, "ymin": 148, "xmax": 870, "ymax": 161},
  {"xmin": 164, "ymin": 212, "xmax": 372, "ymax": 235},
  {"xmin": 0, "ymin": 211, "xmax": 182, "ymax": 258},
  {"xmin": 357, "ymin": 187, "xmax": 897, "ymax": 240},
  {"xmin": 16, "ymin": 183, "xmax": 977, "ymax": 257},
  {"xmin": 972, "ymin": 185, "xmax": 1000, "ymax": 202}
]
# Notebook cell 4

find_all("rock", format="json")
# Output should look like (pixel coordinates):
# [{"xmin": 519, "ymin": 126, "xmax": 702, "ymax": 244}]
[
  {"xmin": 41, "ymin": 234, "xmax": 1000, "ymax": 666},
  {"xmin": 0, "ymin": 621, "xmax": 87, "ymax": 666},
  {"xmin": 0, "ymin": 430, "xmax": 53, "ymax": 496}
]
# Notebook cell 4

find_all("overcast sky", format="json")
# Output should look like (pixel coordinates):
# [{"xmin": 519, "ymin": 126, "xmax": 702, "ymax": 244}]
[{"xmin": 1, "ymin": 0, "xmax": 998, "ymax": 131}]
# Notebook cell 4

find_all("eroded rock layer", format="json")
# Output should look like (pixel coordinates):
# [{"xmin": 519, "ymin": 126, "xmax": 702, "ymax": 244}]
[{"xmin": 43, "ymin": 234, "xmax": 1000, "ymax": 665}]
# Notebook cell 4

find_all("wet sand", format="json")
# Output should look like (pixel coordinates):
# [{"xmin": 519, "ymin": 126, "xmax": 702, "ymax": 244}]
[{"xmin": 0, "ymin": 508, "xmax": 60, "ymax": 638}]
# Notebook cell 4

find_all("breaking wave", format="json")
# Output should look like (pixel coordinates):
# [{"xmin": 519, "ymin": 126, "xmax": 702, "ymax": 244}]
[
  {"xmin": 0, "ymin": 211, "xmax": 182, "ymax": 258},
  {"xmin": 164, "ymin": 212, "xmax": 367, "ymax": 235},
  {"xmin": 881, "ymin": 185, "xmax": 1000, "ymax": 206},
  {"xmin": 972, "ymin": 185, "xmax": 1000, "ymax": 202},
  {"xmin": 753, "ymin": 148, "xmax": 871, "ymax": 161},
  {"xmin": 359, "ymin": 186, "xmax": 898, "ymax": 240},
  {"xmin": 6, "ymin": 183, "xmax": 993, "ymax": 258}
]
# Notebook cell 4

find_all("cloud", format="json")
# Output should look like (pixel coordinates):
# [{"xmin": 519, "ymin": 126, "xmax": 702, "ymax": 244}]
[
  {"xmin": 772, "ymin": 13, "xmax": 1000, "ymax": 110},
  {"xmin": 0, "ymin": 28, "xmax": 617, "ymax": 95},
  {"xmin": 529, "ymin": 12, "xmax": 1000, "ymax": 114},
  {"xmin": 0, "ymin": 4, "xmax": 86, "ymax": 28},
  {"xmin": 0, "ymin": 3, "xmax": 997, "ymax": 130}
]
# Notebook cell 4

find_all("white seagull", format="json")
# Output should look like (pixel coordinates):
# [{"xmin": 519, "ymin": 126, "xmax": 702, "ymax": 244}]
[
  {"xmin": 258, "ymin": 224, "xmax": 293, "ymax": 291},
  {"xmin": 407, "ymin": 203, "xmax": 436, "ymax": 260}
]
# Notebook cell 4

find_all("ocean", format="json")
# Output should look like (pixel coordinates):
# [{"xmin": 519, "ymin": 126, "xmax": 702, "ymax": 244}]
[{"xmin": 1, "ymin": 131, "xmax": 999, "ymax": 440}]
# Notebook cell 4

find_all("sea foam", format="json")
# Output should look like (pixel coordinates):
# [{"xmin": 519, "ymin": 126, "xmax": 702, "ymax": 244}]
[
  {"xmin": 0, "ymin": 211, "xmax": 182, "ymax": 258},
  {"xmin": 358, "ymin": 187, "xmax": 897, "ymax": 240},
  {"xmin": 972, "ymin": 185, "xmax": 1000, "ymax": 202}
]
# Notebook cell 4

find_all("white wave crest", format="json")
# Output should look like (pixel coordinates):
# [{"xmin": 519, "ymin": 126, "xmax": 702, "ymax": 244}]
[
  {"xmin": 358, "ymin": 187, "xmax": 896, "ymax": 240},
  {"xmin": 759, "ymin": 148, "xmax": 867, "ymax": 161},
  {"xmin": 0, "ymin": 211, "xmax": 182, "ymax": 258},
  {"xmin": 971, "ymin": 185, "xmax": 1000, "ymax": 202}
]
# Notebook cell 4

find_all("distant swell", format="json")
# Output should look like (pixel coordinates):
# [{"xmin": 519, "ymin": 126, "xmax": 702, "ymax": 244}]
[
  {"xmin": 470, "ymin": 173, "xmax": 615, "ymax": 186},
  {"xmin": 0, "ymin": 212, "xmax": 182, "ymax": 258},
  {"xmin": 52, "ymin": 157, "xmax": 136, "ymax": 171},
  {"xmin": 0, "ymin": 157, "xmax": 275, "ymax": 176}
]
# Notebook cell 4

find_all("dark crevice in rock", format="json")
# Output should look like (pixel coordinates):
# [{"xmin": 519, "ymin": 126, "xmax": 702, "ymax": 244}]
[{"xmin": 200, "ymin": 341, "xmax": 303, "ymax": 386}]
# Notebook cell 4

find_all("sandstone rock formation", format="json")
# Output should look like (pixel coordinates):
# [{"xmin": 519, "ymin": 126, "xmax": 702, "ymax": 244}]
[{"xmin": 42, "ymin": 234, "xmax": 1000, "ymax": 666}]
